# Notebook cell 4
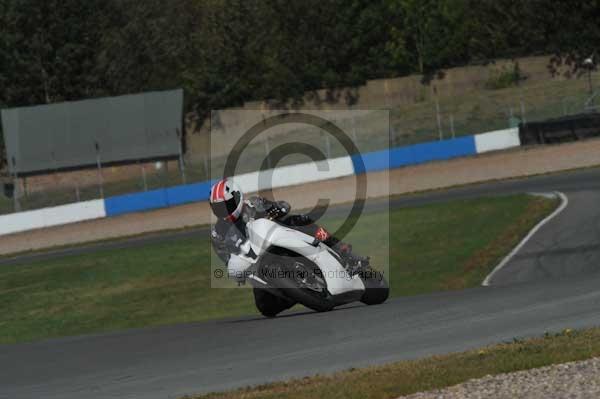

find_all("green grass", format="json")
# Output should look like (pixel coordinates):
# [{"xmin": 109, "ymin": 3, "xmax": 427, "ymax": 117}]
[
  {"xmin": 191, "ymin": 327, "xmax": 600, "ymax": 399},
  {"xmin": 0, "ymin": 194, "xmax": 557, "ymax": 344}
]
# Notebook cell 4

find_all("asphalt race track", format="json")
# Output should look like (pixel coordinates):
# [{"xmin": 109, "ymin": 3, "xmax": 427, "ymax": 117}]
[{"xmin": 3, "ymin": 167, "xmax": 600, "ymax": 399}]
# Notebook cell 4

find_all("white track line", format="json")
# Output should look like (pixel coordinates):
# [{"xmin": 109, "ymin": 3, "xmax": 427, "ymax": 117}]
[{"xmin": 482, "ymin": 191, "xmax": 569, "ymax": 286}]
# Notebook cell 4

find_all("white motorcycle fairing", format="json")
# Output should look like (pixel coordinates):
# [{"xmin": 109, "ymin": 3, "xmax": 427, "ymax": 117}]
[{"xmin": 244, "ymin": 218, "xmax": 366, "ymax": 296}]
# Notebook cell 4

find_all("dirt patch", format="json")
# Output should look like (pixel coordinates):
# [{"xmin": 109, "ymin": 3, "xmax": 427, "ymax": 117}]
[{"xmin": 1, "ymin": 139, "xmax": 600, "ymax": 255}]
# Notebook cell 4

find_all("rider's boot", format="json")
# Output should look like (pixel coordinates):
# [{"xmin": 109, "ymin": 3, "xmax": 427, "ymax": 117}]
[
  {"xmin": 313, "ymin": 227, "xmax": 370, "ymax": 275},
  {"xmin": 332, "ymin": 242, "xmax": 370, "ymax": 276}
]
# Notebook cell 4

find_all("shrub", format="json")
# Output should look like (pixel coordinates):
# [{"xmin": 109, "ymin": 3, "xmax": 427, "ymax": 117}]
[{"xmin": 485, "ymin": 62, "xmax": 525, "ymax": 90}]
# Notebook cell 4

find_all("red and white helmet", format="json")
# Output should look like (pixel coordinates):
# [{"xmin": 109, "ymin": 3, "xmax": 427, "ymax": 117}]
[{"xmin": 209, "ymin": 178, "xmax": 244, "ymax": 221}]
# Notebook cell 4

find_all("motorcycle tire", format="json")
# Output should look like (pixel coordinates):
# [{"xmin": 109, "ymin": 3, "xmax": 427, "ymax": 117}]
[
  {"xmin": 359, "ymin": 267, "xmax": 389, "ymax": 305},
  {"xmin": 253, "ymin": 288, "xmax": 296, "ymax": 318},
  {"xmin": 263, "ymin": 250, "xmax": 334, "ymax": 313}
]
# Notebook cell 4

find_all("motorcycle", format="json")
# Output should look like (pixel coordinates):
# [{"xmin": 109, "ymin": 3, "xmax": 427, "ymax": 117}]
[{"xmin": 227, "ymin": 217, "xmax": 389, "ymax": 317}]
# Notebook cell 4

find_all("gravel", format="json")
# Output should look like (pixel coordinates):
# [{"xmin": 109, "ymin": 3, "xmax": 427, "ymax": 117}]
[{"xmin": 399, "ymin": 357, "xmax": 600, "ymax": 399}]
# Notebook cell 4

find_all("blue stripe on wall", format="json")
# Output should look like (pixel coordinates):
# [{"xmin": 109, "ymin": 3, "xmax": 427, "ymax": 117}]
[
  {"xmin": 104, "ymin": 189, "xmax": 168, "ymax": 217},
  {"xmin": 104, "ymin": 136, "xmax": 478, "ymax": 217},
  {"xmin": 352, "ymin": 135, "xmax": 476, "ymax": 174},
  {"xmin": 351, "ymin": 149, "xmax": 390, "ymax": 174},
  {"xmin": 104, "ymin": 179, "xmax": 218, "ymax": 217},
  {"xmin": 165, "ymin": 180, "xmax": 215, "ymax": 207},
  {"xmin": 411, "ymin": 135, "xmax": 476, "ymax": 164}
]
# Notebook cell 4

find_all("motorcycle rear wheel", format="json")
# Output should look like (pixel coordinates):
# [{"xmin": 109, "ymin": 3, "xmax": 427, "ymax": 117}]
[
  {"xmin": 262, "ymin": 249, "xmax": 334, "ymax": 313},
  {"xmin": 359, "ymin": 267, "xmax": 389, "ymax": 305}
]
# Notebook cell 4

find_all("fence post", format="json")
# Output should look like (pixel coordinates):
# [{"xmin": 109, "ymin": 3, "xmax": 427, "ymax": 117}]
[
  {"xmin": 202, "ymin": 153, "xmax": 209, "ymax": 180},
  {"xmin": 140, "ymin": 162, "xmax": 148, "ymax": 191},
  {"xmin": 351, "ymin": 115, "xmax": 358, "ymax": 143},
  {"xmin": 12, "ymin": 177, "xmax": 20, "ymax": 212},
  {"xmin": 176, "ymin": 128, "xmax": 186, "ymax": 185},
  {"xmin": 51, "ymin": 151, "xmax": 59, "ymax": 206},
  {"xmin": 435, "ymin": 99, "xmax": 443, "ymax": 140},
  {"xmin": 95, "ymin": 141, "xmax": 104, "ymax": 198},
  {"xmin": 11, "ymin": 157, "xmax": 21, "ymax": 212},
  {"xmin": 390, "ymin": 125, "xmax": 397, "ymax": 147},
  {"xmin": 264, "ymin": 137, "xmax": 272, "ymax": 169}
]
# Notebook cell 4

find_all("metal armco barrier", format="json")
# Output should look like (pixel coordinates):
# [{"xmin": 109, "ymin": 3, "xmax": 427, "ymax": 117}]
[{"xmin": 519, "ymin": 112, "xmax": 600, "ymax": 145}]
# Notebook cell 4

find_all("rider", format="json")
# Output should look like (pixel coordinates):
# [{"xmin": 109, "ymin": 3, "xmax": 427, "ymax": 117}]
[{"xmin": 209, "ymin": 178, "xmax": 368, "ymax": 279}]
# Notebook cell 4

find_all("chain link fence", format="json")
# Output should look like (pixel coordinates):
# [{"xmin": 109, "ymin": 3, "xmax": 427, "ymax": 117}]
[{"xmin": 1, "ymin": 76, "xmax": 598, "ymax": 215}]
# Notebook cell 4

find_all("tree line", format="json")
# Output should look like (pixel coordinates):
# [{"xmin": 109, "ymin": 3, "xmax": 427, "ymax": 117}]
[{"xmin": 0, "ymin": 0, "xmax": 598, "ymax": 165}]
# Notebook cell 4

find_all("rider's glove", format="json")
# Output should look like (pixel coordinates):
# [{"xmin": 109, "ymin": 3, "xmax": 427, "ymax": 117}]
[
  {"xmin": 267, "ymin": 201, "xmax": 290, "ymax": 219},
  {"xmin": 210, "ymin": 228, "xmax": 223, "ymax": 241},
  {"xmin": 223, "ymin": 230, "xmax": 244, "ymax": 254},
  {"xmin": 266, "ymin": 207, "xmax": 279, "ymax": 219}
]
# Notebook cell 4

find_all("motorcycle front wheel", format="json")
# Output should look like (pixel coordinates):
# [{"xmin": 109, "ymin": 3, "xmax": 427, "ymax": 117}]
[{"xmin": 253, "ymin": 288, "xmax": 295, "ymax": 317}]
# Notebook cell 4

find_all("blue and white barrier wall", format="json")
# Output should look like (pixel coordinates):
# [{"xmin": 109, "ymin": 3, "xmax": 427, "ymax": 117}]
[
  {"xmin": 474, "ymin": 128, "xmax": 520, "ymax": 154},
  {"xmin": 0, "ymin": 127, "xmax": 520, "ymax": 235},
  {"xmin": 234, "ymin": 156, "xmax": 355, "ymax": 194},
  {"xmin": 0, "ymin": 199, "xmax": 105, "ymax": 236},
  {"xmin": 352, "ymin": 127, "xmax": 520, "ymax": 174},
  {"xmin": 353, "ymin": 135, "xmax": 477, "ymax": 174},
  {"xmin": 103, "ymin": 180, "xmax": 216, "ymax": 217}
]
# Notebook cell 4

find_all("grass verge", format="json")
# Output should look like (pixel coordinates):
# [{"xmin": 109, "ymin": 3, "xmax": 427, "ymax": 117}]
[
  {"xmin": 0, "ymin": 194, "xmax": 557, "ymax": 344},
  {"xmin": 190, "ymin": 327, "xmax": 600, "ymax": 399}
]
